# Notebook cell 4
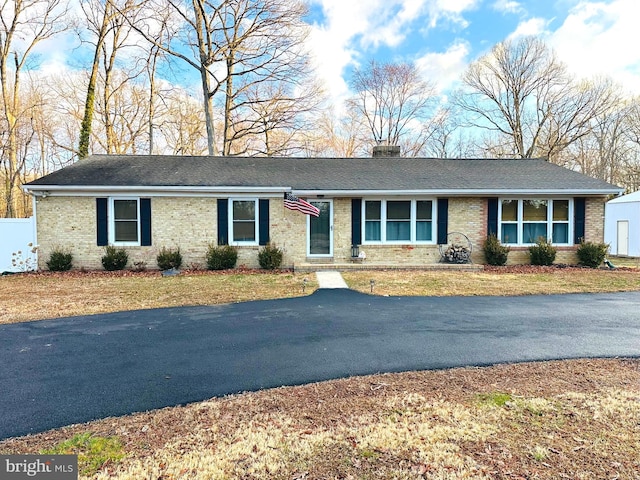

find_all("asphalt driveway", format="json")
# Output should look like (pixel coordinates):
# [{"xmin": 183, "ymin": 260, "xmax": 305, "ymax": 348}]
[{"xmin": 1, "ymin": 289, "xmax": 640, "ymax": 440}]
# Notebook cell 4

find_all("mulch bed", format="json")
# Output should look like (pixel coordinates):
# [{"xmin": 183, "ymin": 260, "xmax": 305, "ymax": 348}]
[{"xmin": 5, "ymin": 264, "xmax": 635, "ymax": 279}]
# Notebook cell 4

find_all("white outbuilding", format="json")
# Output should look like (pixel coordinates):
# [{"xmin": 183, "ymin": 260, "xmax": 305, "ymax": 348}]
[{"xmin": 604, "ymin": 190, "xmax": 640, "ymax": 257}]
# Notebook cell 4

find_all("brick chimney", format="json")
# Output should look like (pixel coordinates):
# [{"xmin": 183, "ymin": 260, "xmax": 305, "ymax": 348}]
[{"xmin": 372, "ymin": 145, "xmax": 401, "ymax": 157}]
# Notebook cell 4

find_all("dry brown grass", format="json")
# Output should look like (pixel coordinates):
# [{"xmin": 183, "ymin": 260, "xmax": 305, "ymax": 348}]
[
  {"xmin": 0, "ymin": 270, "xmax": 316, "ymax": 324},
  {"xmin": 2, "ymin": 266, "xmax": 639, "ymax": 324},
  {"xmin": 344, "ymin": 267, "xmax": 640, "ymax": 297},
  {"xmin": 1, "ymin": 359, "xmax": 638, "ymax": 479},
  {"xmin": 1, "ymin": 268, "xmax": 639, "ymax": 479}
]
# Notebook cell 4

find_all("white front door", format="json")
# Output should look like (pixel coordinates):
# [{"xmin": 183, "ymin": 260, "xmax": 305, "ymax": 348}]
[
  {"xmin": 307, "ymin": 200, "xmax": 333, "ymax": 257},
  {"xmin": 617, "ymin": 220, "xmax": 629, "ymax": 256}
]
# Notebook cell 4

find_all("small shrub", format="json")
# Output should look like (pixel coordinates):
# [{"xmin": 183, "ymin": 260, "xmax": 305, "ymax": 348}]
[
  {"xmin": 46, "ymin": 247, "xmax": 73, "ymax": 271},
  {"xmin": 11, "ymin": 243, "xmax": 39, "ymax": 272},
  {"xmin": 528, "ymin": 237, "xmax": 556, "ymax": 266},
  {"xmin": 483, "ymin": 234, "xmax": 510, "ymax": 266},
  {"xmin": 258, "ymin": 242, "xmax": 284, "ymax": 270},
  {"xmin": 132, "ymin": 261, "xmax": 147, "ymax": 272},
  {"xmin": 157, "ymin": 247, "xmax": 183, "ymax": 270},
  {"xmin": 206, "ymin": 244, "xmax": 237, "ymax": 270},
  {"xmin": 576, "ymin": 240, "xmax": 608, "ymax": 268},
  {"xmin": 101, "ymin": 246, "xmax": 129, "ymax": 271}
]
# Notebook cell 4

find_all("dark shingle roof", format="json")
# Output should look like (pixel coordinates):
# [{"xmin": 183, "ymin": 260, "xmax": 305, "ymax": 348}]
[{"xmin": 25, "ymin": 155, "xmax": 621, "ymax": 194}]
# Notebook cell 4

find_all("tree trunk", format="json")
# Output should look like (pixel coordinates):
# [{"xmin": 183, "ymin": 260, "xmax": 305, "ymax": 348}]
[
  {"xmin": 78, "ymin": 1, "xmax": 111, "ymax": 160},
  {"xmin": 148, "ymin": 47, "xmax": 159, "ymax": 154},
  {"xmin": 2, "ymin": 53, "xmax": 20, "ymax": 217},
  {"xmin": 223, "ymin": 55, "xmax": 234, "ymax": 156},
  {"xmin": 193, "ymin": 0, "xmax": 217, "ymax": 156}
]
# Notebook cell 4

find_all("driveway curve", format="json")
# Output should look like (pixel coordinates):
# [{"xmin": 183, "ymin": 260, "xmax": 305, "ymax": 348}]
[{"xmin": 1, "ymin": 289, "xmax": 640, "ymax": 440}]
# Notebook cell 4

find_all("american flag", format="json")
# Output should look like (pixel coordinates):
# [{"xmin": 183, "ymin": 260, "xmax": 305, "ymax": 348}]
[{"xmin": 284, "ymin": 192, "xmax": 320, "ymax": 217}]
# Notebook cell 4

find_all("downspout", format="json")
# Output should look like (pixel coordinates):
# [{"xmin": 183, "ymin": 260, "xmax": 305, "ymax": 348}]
[{"xmin": 31, "ymin": 193, "xmax": 38, "ymax": 269}]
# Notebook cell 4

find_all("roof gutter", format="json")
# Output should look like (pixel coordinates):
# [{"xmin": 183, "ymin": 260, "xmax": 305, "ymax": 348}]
[
  {"xmin": 23, "ymin": 185, "xmax": 292, "ymax": 197},
  {"xmin": 293, "ymin": 188, "xmax": 624, "ymax": 197},
  {"xmin": 22, "ymin": 185, "xmax": 623, "ymax": 197}
]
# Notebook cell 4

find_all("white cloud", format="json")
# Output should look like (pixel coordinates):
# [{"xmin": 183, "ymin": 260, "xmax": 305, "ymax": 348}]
[
  {"xmin": 306, "ymin": 0, "xmax": 479, "ymax": 112},
  {"xmin": 361, "ymin": 0, "xmax": 427, "ymax": 48},
  {"xmin": 508, "ymin": 17, "xmax": 549, "ymax": 39},
  {"xmin": 547, "ymin": 0, "xmax": 640, "ymax": 93},
  {"xmin": 415, "ymin": 41, "xmax": 471, "ymax": 93},
  {"xmin": 436, "ymin": 0, "xmax": 478, "ymax": 15},
  {"xmin": 425, "ymin": 0, "xmax": 479, "ymax": 28},
  {"xmin": 491, "ymin": 0, "xmax": 522, "ymax": 14},
  {"xmin": 306, "ymin": 26, "xmax": 355, "ymax": 110},
  {"xmin": 306, "ymin": 0, "xmax": 430, "ymax": 112},
  {"xmin": 32, "ymin": 31, "xmax": 79, "ymax": 71}
]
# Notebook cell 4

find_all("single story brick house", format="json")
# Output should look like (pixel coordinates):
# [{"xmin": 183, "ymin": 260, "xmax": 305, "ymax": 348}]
[{"xmin": 23, "ymin": 155, "xmax": 622, "ymax": 270}]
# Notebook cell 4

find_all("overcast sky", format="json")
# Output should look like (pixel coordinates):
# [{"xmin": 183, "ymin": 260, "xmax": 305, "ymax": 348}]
[{"xmin": 305, "ymin": 0, "xmax": 640, "ymax": 106}]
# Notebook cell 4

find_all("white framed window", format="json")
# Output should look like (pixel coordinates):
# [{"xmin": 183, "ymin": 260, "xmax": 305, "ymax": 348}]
[
  {"xmin": 552, "ymin": 200, "xmax": 570, "ymax": 244},
  {"xmin": 416, "ymin": 200, "xmax": 433, "ymax": 242},
  {"xmin": 363, "ymin": 199, "xmax": 435, "ymax": 244},
  {"xmin": 386, "ymin": 200, "xmax": 411, "ymax": 241},
  {"xmin": 230, "ymin": 199, "xmax": 258, "ymax": 245},
  {"xmin": 365, "ymin": 201, "xmax": 382, "ymax": 241},
  {"xmin": 109, "ymin": 198, "xmax": 140, "ymax": 245},
  {"xmin": 499, "ymin": 199, "xmax": 573, "ymax": 245}
]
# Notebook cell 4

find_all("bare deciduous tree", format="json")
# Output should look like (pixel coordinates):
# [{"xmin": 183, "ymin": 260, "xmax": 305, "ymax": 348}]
[
  {"xmin": 78, "ymin": 0, "xmax": 142, "ymax": 158},
  {"xmin": 625, "ymin": 97, "xmax": 640, "ymax": 150},
  {"xmin": 228, "ymin": 79, "xmax": 323, "ymax": 156},
  {"xmin": 92, "ymin": 71, "xmax": 152, "ymax": 154},
  {"xmin": 455, "ymin": 36, "xmax": 615, "ymax": 163},
  {"xmin": 298, "ymin": 109, "xmax": 369, "ymax": 158},
  {"xmin": 126, "ymin": 0, "xmax": 313, "ymax": 157},
  {"xmin": 158, "ymin": 89, "xmax": 209, "ymax": 155},
  {"xmin": 421, "ymin": 107, "xmax": 476, "ymax": 159},
  {"xmin": 348, "ymin": 60, "xmax": 437, "ymax": 156},
  {"xmin": 559, "ymin": 81, "xmax": 631, "ymax": 184},
  {"xmin": 213, "ymin": 0, "xmax": 313, "ymax": 156},
  {"xmin": 0, "ymin": 0, "xmax": 68, "ymax": 216},
  {"xmin": 620, "ymin": 97, "xmax": 640, "ymax": 191}
]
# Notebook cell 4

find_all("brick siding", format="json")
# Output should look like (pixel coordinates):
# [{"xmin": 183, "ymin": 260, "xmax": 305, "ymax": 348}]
[{"xmin": 34, "ymin": 195, "xmax": 608, "ymax": 270}]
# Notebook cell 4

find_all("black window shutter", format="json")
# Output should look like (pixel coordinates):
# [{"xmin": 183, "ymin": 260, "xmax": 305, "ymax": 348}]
[
  {"xmin": 140, "ymin": 198, "xmax": 152, "ymax": 246},
  {"xmin": 351, "ymin": 199, "xmax": 362, "ymax": 246},
  {"xmin": 437, "ymin": 198, "xmax": 449, "ymax": 244},
  {"xmin": 259, "ymin": 199, "xmax": 269, "ymax": 245},
  {"xmin": 574, "ymin": 197, "xmax": 586, "ymax": 244},
  {"xmin": 96, "ymin": 198, "xmax": 108, "ymax": 246},
  {"xmin": 487, "ymin": 198, "xmax": 499, "ymax": 237},
  {"xmin": 217, "ymin": 199, "xmax": 229, "ymax": 245}
]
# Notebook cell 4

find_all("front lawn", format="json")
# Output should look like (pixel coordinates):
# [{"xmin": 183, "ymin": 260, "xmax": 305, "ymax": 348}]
[
  {"xmin": 2, "ymin": 266, "xmax": 639, "ymax": 324},
  {"xmin": 1, "ymin": 359, "xmax": 638, "ymax": 479},
  {"xmin": 0, "ymin": 267, "xmax": 639, "ymax": 478},
  {"xmin": 0, "ymin": 270, "xmax": 315, "ymax": 324}
]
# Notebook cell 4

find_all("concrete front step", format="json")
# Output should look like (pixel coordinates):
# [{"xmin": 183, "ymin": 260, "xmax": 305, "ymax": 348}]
[{"xmin": 294, "ymin": 262, "xmax": 484, "ymax": 273}]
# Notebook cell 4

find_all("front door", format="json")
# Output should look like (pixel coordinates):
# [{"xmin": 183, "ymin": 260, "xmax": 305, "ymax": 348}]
[{"xmin": 307, "ymin": 200, "xmax": 333, "ymax": 257}]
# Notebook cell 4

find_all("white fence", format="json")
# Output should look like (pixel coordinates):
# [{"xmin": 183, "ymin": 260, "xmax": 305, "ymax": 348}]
[{"xmin": 0, "ymin": 217, "xmax": 37, "ymax": 273}]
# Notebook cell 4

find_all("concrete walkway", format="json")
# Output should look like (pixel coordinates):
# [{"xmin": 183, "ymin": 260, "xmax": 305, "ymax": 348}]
[{"xmin": 315, "ymin": 270, "xmax": 349, "ymax": 288}]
